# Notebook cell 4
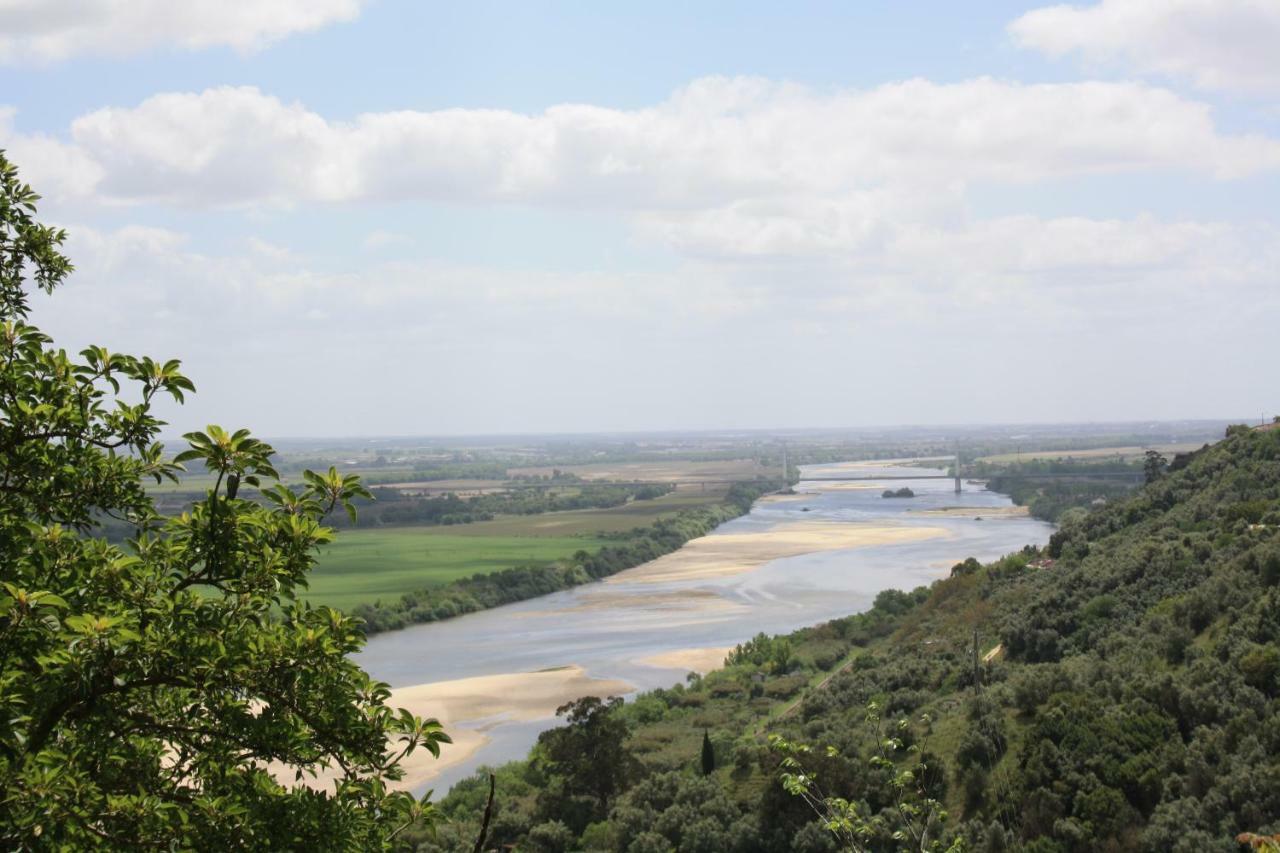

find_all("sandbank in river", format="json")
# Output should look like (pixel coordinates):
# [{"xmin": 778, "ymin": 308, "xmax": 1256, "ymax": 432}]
[
  {"xmin": 604, "ymin": 520, "xmax": 949, "ymax": 585},
  {"xmin": 282, "ymin": 665, "xmax": 632, "ymax": 792}
]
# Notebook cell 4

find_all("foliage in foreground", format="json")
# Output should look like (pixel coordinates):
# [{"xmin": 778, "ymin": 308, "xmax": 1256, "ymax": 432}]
[{"xmin": 0, "ymin": 152, "xmax": 446, "ymax": 849}]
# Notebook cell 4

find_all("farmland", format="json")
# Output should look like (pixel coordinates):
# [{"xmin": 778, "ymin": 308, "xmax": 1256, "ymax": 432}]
[
  {"xmin": 304, "ymin": 488, "xmax": 726, "ymax": 611},
  {"xmin": 504, "ymin": 458, "xmax": 776, "ymax": 482}
]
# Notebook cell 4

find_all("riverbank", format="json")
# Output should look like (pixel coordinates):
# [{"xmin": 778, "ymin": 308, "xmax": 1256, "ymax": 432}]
[
  {"xmin": 354, "ymin": 460, "xmax": 1055, "ymax": 792},
  {"xmin": 279, "ymin": 665, "xmax": 634, "ymax": 792},
  {"xmin": 387, "ymin": 666, "xmax": 634, "ymax": 790},
  {"xmin": 636, "ymin": 646, "xmax": 733, "ymax": 674},
  {"xmin": 351, "ymin": 480, "xmax": 780, "ymax": 635}
]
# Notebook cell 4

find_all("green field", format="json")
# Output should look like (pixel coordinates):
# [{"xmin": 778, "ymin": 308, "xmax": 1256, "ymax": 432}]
[
  {"xmin": 305, "ymin": 529, "xmax": 604, "ymax": 611},
  {"xmin": 303, "ymin": 489, "xmax": 725, "ymax": 611}
]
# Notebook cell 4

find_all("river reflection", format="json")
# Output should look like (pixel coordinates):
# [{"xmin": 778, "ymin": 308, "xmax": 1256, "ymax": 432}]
[{"xmin": 355, "ymin": 462, "xmax": 1053, "ymax": 791}]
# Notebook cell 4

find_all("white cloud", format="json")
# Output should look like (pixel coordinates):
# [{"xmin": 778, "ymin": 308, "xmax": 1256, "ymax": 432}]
[
  {"xmin": 0, "ymin": 107, "xmax": 103, "ymax": 198},
  {"xmin": 0, "ymin": 0, "xmax": 366, "ymax": 63},
  {"xmin": 8, "ymin": 76, "xmax": 1277, "ymax": 213},
  {"xmin": 1009, "ymin": 0, "xmax": 1280, "ymax": 95},
  {"xmin": 6, "ymin": 75, "xmax": 1277, "ymax": 277}
]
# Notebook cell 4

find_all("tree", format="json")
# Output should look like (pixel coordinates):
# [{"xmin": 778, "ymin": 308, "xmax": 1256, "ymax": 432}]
[
  {"xmin": 537, "ymin": 696, "xmax": 634, "ymax": 811},
  {"xmin": 701, "ymin": 729, "xmax": 716, "ymax": 776},
  {"xmin": 0, "ymin": 151, "xmax": 448, "ymax": 849},
  {"xmin": 1143, "ymin": 450, "xmax": 1168, "ymax": 484},
  {"xmin": 771, "ymin": 703, "xmax": 961, "ymax": 853}
]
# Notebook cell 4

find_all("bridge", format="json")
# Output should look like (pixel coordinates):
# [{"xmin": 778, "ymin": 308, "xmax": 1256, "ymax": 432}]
[{"xmin": 398, "ymin": 453, "xmax": 1144, "ymax": 496}]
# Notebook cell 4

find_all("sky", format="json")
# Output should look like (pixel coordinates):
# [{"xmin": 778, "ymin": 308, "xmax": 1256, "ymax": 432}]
[{"xmin": 2, "ymin": 0, "xmax": 1278, "ymax": 437}]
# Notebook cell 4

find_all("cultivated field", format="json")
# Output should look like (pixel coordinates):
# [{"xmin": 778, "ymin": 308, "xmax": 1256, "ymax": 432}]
[
  {"xmin": 506, "ymin": 458, "xmax": 776, "ymax": 482},
  {"xmin": 304, "ymin": 489, "xmax": 726, "ymax": 611},
  {"xmin": 305, "ymin": 529, "xmax": 600, "ymax": 611}
]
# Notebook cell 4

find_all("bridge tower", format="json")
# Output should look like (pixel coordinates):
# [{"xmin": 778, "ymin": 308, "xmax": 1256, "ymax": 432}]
[{"xmin": 954, "ymin": 448, "xmax": 962, "ymax": 495}]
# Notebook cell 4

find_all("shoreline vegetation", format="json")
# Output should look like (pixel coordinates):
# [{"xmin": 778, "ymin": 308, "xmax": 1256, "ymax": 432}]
[{"xmin": 350, "ymin": 480, "xmax": 780, "ymax": 635}]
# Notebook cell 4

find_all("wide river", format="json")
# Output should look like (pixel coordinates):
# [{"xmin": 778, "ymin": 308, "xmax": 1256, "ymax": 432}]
[{"xmin": 355, "ymin": 461, "xmax": 1053, "ymax": 792}]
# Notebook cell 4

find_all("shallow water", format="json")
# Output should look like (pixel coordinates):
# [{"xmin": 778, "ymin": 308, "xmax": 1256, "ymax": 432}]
[{"xmin": 355, "ymin": 462, "xmax": 1053, "ymax": 791}]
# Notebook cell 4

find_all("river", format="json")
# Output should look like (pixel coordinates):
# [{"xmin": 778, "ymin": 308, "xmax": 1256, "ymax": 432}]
[{"xmin": 354, "ymin": 460, "xmax": 1053, "ymax": 792}]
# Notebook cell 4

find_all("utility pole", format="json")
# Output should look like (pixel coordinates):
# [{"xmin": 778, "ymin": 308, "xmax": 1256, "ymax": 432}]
[{"xmin": 781, "ymin": 441, "xmax": 789, "ymax": 488}]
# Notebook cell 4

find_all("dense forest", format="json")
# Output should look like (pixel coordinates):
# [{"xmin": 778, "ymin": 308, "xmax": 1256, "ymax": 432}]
[
  {"xmin": 352, "ymin": 482, "xmax": 774, "ymax": 634},
  {"xmin": 405, "ymin": 425, "xmax": 1280, "ymax": 852}
]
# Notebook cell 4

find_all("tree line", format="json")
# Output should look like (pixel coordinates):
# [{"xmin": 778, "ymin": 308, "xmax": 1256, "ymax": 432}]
[
  {"xmin": 351, "ymin": 481, "xmax": 775, "ymax": 634},
  {"xmin": 326, "ymin": 482, "xmax": 674, "ymax": 529}
]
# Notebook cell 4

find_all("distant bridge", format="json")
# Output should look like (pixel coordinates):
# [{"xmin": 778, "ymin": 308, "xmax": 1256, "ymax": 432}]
[{"xmin": 400, "ymin": 455, "xmax": 1144, "ymax": 496}]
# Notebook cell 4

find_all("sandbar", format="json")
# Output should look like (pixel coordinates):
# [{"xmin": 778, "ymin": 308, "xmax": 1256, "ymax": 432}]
[
  {"xmin": 912, "ymin": 506, "xmax": 1029, "ymax": 518},
  {"xmin": 801, "ymin": 482, "xmax": 882, "ymax": 492},
  {"xmin": 806, "ymin": 457, "xmax": 951, "ymax": 472},
  {"xmin": 278, "ymin": 665, "xmax": 633, "ymax": 792},
  {"xmin": 637, "ymin": 646, "xmax": 734, "ymax": 674},
  {"xmin": 604, "ymin": 520, "xmax": 950, "ymax": 585},
  {"xmin": 549, "ymin": 587, "xmax": 745, "ymax": 615}
]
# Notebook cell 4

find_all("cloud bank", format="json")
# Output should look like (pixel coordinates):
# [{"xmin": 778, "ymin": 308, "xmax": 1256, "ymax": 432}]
[
  {"xmin": 15, "ymin": 77, "xmax": 1276, "ymax": 210},
  {"xmin": 1010, "ymin": 0, "xmax": 1280, "ymax": 95},
  {"xmin": 0, "ymin": 0, "xmax": 366, "ymax": 63}
]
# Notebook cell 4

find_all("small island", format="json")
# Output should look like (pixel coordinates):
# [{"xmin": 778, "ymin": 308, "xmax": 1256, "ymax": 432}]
[{"xmin": 881, "ymin": 487, "xmax": 916, "ymax": 498}]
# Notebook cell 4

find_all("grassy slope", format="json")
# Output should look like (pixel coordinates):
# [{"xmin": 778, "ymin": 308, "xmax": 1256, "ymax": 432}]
[{"xmin": 304, "ymin": 490, "xmax": 725, "ymax": 611}]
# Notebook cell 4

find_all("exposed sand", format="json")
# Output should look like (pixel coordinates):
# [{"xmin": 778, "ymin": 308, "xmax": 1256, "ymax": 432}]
[
  {"xmin": 606, "ymin": 520, "xmax": 950, "ymax": 585},
  {"xmin": 799, "ymin": 482, "xmax": 883, "ymax": 492},
  {"xmin": 912, "ymin": 506, "xmax": 1030, "ymax": 518},
  {"xmin": 547, "ymin": 587, "xmax": 746, "ymax": 615},
  {"xmin": 393, "ymin": 665, "xmax": 632, "ymax": 727},
  {"xmin": 637, "ymin": 646, "xmax": 734, "ymax": 674},
  {"xmin": 807, "ymin": 457, "xmax": 951, "ymax": 472},
  {"xmin": 278, "ymin": 665, "xmax": 633, "ymax": 792}
]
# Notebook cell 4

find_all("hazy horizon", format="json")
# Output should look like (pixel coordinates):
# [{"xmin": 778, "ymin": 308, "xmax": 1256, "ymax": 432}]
[
  {"xmin": 5, "ymin": 1, "xmax": 1278, "ymax": 435},
  {"xmin": 214, "ymin": 417, "xmax": 1244, "ymax": 447}
]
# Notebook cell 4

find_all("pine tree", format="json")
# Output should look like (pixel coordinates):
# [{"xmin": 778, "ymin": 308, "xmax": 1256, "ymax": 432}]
[{"xmin": 701, "ymin": 729, "xmax": 716, "ymax": 776}]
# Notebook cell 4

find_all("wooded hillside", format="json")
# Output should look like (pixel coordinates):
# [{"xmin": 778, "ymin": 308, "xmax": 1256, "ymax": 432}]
[{"xmin": 410, "ymin": 425, "xmax": 1280, "ymax": 852}]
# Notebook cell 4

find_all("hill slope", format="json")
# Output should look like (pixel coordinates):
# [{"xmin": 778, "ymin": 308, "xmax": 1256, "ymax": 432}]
[{"xmin": 407, "ymin": 425, "xmax": 1280, "ymax": 852}]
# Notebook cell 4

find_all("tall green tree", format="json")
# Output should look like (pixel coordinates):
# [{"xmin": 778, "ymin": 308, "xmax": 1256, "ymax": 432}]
[
  {"xmin": 538, "ymin": 696, "xmax": 634, "ymax": 810},
  {"xmin": 1143, "ymin": 449, "xmax": 1168, "ymax": 484},
  {"xmin": 700, "ymin": 729, "xmax": 715, "ymax": 776},
  {"xmin": 0, "ymin": 151, "xmax": 447, "ymax": 849}
]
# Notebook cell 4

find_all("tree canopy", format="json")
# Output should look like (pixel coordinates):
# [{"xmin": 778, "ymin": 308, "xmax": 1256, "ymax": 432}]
[{"xmin": 0, "ymin": 151, "xmax": 447, "ymax": 849}]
